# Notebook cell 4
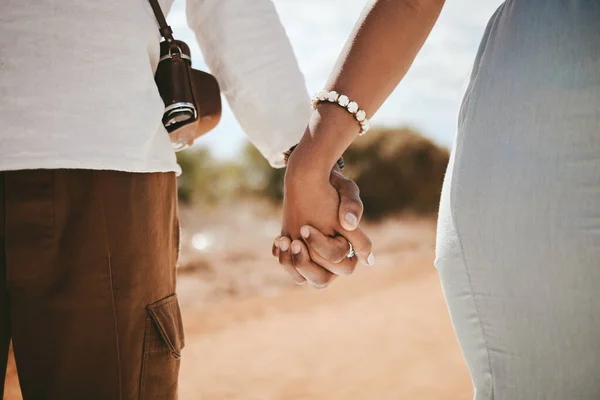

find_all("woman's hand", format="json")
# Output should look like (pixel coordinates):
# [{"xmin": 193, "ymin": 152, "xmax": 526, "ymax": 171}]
[
  {"xmin": 282, "ymin": 164, "xmax": 340, "ymax": 239},
  {"xmin": 273, "ymin": 167, "xmax": 373, "ymax": 288},
  {"xmin": 276, "ymin": 152, "xmax": 373, "ymax": 288}
]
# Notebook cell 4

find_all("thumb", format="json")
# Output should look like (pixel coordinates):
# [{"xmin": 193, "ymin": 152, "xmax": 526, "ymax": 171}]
[{"xmin": 330, "ymin": 170, "xmax": 364, "ymax": 231}]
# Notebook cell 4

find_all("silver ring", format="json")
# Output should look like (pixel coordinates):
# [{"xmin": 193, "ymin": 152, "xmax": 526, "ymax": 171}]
[{"xmin": 347, "ymin": 241, "xmax": 355, "ymax": 258}]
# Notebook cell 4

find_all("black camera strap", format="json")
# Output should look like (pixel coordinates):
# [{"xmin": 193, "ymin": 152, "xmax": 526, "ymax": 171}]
[{"xmin": 148, "ymin": 0, "xmax": 175, "ymax": 43}]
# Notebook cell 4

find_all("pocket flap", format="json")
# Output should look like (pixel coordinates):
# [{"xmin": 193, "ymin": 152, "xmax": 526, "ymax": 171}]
[{"xmin": 147, "ymin": 294, "xmax": 185, "ymax": 358}]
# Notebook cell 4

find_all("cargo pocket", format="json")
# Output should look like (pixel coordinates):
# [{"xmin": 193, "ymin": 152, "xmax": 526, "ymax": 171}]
[{"xmin": 139, "ymin": 294, "xmax": 185, "ymax": 400}]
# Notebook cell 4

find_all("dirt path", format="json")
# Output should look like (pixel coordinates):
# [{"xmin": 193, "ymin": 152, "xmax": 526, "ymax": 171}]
[
  {"xmin": 4, "ymin": 217, "xmax": 472, "ymax": 399},
  {"xmin": 179, "ymin": 251, "xmax": 472, "ymax": 400}
]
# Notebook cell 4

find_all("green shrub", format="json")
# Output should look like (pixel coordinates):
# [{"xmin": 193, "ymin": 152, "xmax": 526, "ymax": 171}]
[
  {"xmin": 343, "ymin": 127, "xmax": 449, "ymax": 219},
  {"xmin": 239, "ymin": 142, "xmax": 286, "ymax": 202},
  {"xmin": 176, "ymin": 148, "xmax": 246, "ymax": 205},
  {"xmin": 176, "ymin": 127, "xmax": 449, "ymax": 219}
]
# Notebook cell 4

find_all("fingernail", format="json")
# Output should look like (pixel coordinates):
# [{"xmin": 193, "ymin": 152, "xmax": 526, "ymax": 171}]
[
  {"xmin": 344, "ymin": 213, "xmax": 358, "ymax": 228},
  {"xmin": 279, "ymin": 240, "xmax": 289, "ymax": 252},
  {"xmin": 300, "ymin": 226, "xmax": 310, "ymax": 239},
  {"xmin": 291, "ymin": 242, "xmax": 301, "ymax": 254},
  {"xmin": 367, "ymin": 252, "xmax": 375, "ymax": 266},
  {"xmin": 295, "ymin": 280, "xmax": 306, "ymax": 285},
  {"xmin": 274, "ymin": 240, "xmax": 280, "ymax": 248}
]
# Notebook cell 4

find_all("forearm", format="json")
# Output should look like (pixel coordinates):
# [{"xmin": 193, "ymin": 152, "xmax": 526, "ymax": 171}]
[{"xmin": 288, "ymin": 0, "xmax": 445, "ymax": 177}]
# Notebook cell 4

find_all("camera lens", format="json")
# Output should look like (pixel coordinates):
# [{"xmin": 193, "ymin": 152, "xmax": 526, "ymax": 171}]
[
  {"xmin": 165, "ymin": 109, "xmax": 193, "ymax": 127},
  {"xmin": 163, "ymin": 102, "xmax": 197, "ymax": 130}
]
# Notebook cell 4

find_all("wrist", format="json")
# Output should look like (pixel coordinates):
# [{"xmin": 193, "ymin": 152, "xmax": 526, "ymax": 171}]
[
  {"xmin": 285, "ymin": 145, "xmax": 331, "ymax": 184},
  {"xmin": 296, "ymin": 106, "xmax": 356, "ymax": 162},
  {"xmin": 284, "ymin": 95, "xmax": 362, "ymax": 183},
  {"xmin": 312, "ymin": 90, "xmax": 371, "ymax": 136}
]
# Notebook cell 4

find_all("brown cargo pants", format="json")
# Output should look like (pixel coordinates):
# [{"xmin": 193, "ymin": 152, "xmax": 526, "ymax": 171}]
[{"xmin": 0, "ymin": 170, "xmax": 184, "ymax": 400}]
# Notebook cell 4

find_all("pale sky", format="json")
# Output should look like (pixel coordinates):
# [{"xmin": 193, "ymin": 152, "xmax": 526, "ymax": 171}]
[{"xmin": 168, "ymin": 0, "xmax": 504, "ymax": 159}]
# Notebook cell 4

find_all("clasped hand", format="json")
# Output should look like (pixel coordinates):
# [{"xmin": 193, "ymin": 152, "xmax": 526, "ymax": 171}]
[{"xmin": 272, "ymin": 166, "xmax": 373, "ymax": 288}]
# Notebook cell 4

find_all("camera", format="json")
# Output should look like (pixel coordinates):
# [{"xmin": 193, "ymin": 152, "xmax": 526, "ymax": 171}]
[{"xmin": 155, "ymin": 40, "xmax": 221, "ymax": 151}]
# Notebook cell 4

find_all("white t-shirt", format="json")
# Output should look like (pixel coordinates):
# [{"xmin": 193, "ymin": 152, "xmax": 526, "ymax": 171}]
[{"xmin": 0, "ymin": 0, "xmax": 311, "ymax": 174}]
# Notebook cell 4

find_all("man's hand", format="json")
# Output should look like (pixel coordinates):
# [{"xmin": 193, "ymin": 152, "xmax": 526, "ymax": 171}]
[{"xmin": 272, "ymin": 169, "xmax": 374, "ymax": 288}]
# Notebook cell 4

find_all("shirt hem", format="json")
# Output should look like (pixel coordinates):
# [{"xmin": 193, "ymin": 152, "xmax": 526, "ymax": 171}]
[{"xmin": 0, "ymin": 159, "xmax": 183, "ymax": 176}]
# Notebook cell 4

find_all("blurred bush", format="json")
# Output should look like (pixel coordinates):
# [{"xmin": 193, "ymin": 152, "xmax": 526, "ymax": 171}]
[
  {"xmin": 239, "ymin": 143, "xmax": 286, "ymax": 202},
  {"xmin": 176, "ymin": 127, "xmax": 449, "ymax": 219},
  {"xmin": 176, "ymin": 144, "xmax": 285, "ymax": 205},
  {"xmin": 176, "ymin": 148, "xmax": 245, "ymax": 205},
  {"xmin": 343, "ymin": 127, "xmax": 449, "ymax": 219}
]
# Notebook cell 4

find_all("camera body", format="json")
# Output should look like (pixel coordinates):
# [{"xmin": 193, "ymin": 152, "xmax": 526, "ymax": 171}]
[{"xmin": 155, "ymin": 40, "xmax": 222, "ymax": 151}]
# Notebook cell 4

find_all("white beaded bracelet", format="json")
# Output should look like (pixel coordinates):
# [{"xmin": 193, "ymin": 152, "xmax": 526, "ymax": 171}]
[{"xmin": 311, "ymin": 90, "xmax": 370, "ymax": 136}]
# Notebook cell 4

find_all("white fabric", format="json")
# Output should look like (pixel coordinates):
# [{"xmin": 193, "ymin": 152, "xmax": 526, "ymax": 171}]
[{"xmin": 0, "ymin": 0, "xmax": 311, "ymax": 173}]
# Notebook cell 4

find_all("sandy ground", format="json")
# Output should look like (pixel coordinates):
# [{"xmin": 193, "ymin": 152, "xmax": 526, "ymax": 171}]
[{"xmin": 4, "ymin": 206, "xmax": 472, "ymax": 399}]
